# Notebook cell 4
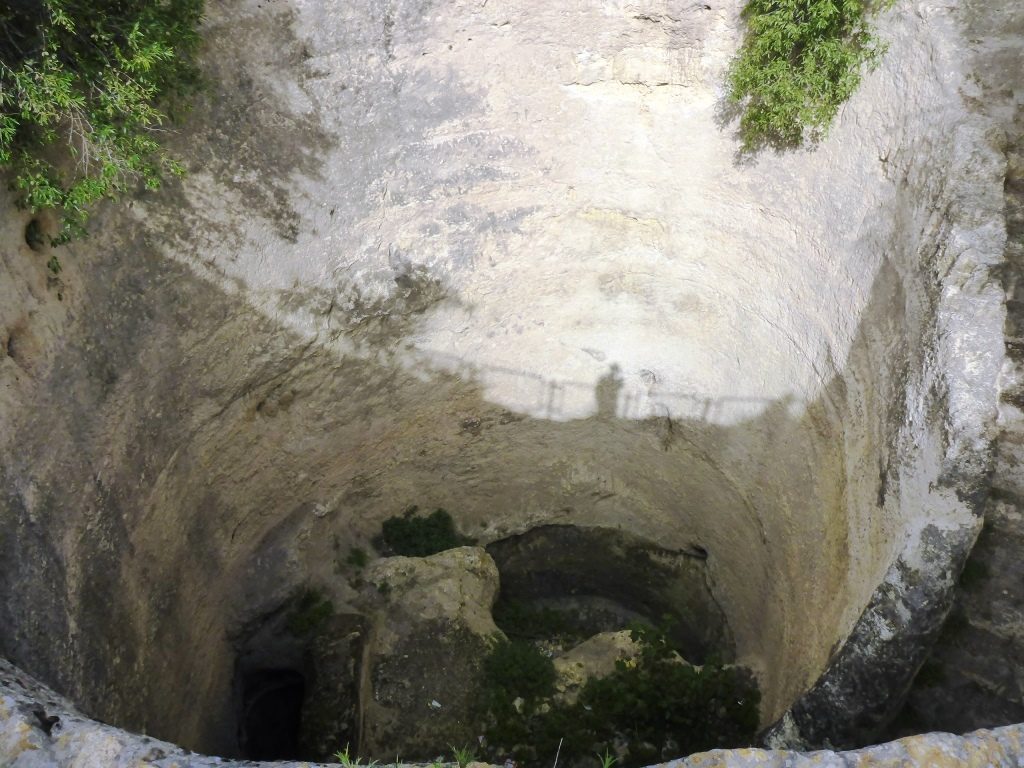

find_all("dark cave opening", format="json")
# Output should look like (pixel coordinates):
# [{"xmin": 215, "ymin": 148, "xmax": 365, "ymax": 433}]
[
  {"xmin": 486, "ymin": 524, "xmax": 732, "ymax": 664},
  {"xmin": 239, "ymin": 668, "xmax": 307, "ymax": 761}
]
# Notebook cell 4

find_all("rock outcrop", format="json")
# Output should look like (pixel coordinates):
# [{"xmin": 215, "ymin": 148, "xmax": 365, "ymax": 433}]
[
  {"xmin": 359, "ymin": 547, "xmax": 501, "ymax": 756},
  {"xmin": 553, "ymin": 630, "xmax": 641, "ymax": 705}
]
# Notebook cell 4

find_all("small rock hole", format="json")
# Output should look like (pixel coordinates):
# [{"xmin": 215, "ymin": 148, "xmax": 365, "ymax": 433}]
[{"xmin": 24, "ymin": 219, "xmax": 45, "ymax": 252}]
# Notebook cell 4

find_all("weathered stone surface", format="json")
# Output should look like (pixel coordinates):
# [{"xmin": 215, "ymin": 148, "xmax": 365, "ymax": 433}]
[
  {"xmin": 672, "ymin": 726, "xmax": 1024, "ymax": 767},
  {"xmin": 553, "ymin": 630, "xmax": 642, "ymax": 705},
  {"xmin": 882, "ymin": 0, "xmax": 1024, "ymax": 732},
  {"xmin": 765, "ymin": 523, "xmax": 981, "ymax": 749}
]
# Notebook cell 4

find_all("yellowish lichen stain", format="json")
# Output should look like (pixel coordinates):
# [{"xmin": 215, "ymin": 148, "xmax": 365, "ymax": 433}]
[
  {"xmin": 677, "ymin": 750, "xmax": 769, "ymax": 767},
  {"xmin": 965, "ymin": 738, "xmax": 1010, "ymax": 766},
  {"xmin": 848, "ymin": 750, "xmax": 905, "ymax": 767},
  {"xmin": 13, "ymin": 721, "xmax": 40, "ymax": 754},
  {"xmin": 577, "ymin": 207, "xmax": 665, "ymax": 236}
]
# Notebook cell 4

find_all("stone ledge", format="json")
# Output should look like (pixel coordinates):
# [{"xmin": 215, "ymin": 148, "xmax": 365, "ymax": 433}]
[{"xmin": 4, "ymin": 657, "xmax": 1024, "ymax": 768}]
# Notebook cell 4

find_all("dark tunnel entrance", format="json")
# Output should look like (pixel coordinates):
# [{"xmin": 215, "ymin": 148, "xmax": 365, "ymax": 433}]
[{"xmin": 239, "ymin": 668, "xmax": 306, "ymax": 760}]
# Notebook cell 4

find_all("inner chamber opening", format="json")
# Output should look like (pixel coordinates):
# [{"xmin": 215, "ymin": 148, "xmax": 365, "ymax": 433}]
[
  {"xmin": 240, "ymin": 669, "xmax": 305, "ymax": 760},
  {"xmin": 486, "ymin": 524, "xmax": 731, "ymax": 664}
]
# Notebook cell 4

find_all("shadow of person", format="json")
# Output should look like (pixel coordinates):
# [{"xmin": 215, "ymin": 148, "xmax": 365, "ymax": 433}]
[{"xmin": 594, "ymin": 363, "xmax": 624, "ymax": 419}]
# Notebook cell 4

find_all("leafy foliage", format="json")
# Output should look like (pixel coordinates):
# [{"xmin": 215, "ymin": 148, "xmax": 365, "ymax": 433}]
[
  {"xmin": 478, "ymin": 623, "xmax": 760, "ymax": 767},
  {"xmin": 727, "ymin": 0, "xmax": 891, "ymax": 151},
  {"xmin": 376, "ymin": 507, "xmax": 476, "ymax": 557},
  {"xmin": 575, "ymin": 623, "xmax": 760, "ymax": 764},
  {"xmin": 483, "ymin": 638, "xmax": 558, "ymax": 705},
  {"xmin": 0, "ymin": 0, "xmax": 203, "ymax": 242}
]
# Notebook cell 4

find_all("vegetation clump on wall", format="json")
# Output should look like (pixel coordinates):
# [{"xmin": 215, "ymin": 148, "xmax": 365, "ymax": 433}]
[
  {"xmin": 0, "ymin": 0, "xmax": 203, "ymax": 242},
  {"xmin": 727, "ymin": 0, "xmax": 891, "ymax": 150},
  {"xmin": 376, "ymin": 507, "xmax": 476, "ymax": 557}
]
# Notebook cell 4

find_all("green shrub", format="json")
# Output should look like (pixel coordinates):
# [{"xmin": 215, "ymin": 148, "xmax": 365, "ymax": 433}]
[
  {"xmin": 376, "ymin": 507, "xmax": 475, "ymax": 557},
  {"xmin": 478, "ymin": 622, "xmax": 760, "ymax": 766},
  {"xmin": 727, "ymin": 0, "xmax": 891, "ymax": 151},
  {"xmin": 483, "ymin": 638, "xmax": 557, "ymax": 705},
  {"xmin": 479, "ymin": 637, "xmax": 558, "ymax": 761},
  {"xmin": 450, "ymin": 744, "xmax": 476, "ymax": 768},
  {"xmin": 0, "ymin": 0, "xmax": 203, "ymax": 242},
  {"xmin": 575, "ymin": 623, "xmax": 760, "ymax": 763}
]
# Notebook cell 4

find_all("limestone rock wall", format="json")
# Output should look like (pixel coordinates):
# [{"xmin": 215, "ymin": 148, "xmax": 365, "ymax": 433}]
[
  {"xmin": 884, "ymin": 0, "xmax": 1024, "ymax": 737},
  {"xmin": 0, "ymin": 0, "xmax": 1013, "ymax": 760}
]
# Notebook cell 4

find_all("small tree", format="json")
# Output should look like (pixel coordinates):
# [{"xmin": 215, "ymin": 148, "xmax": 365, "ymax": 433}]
[
  {"xmin": 0, "ymin": 0, "xmax": 203, "ymax": 243},
  {"xmin": 727, "ymin": 0, "xmax": 891, "ymax": 152}
]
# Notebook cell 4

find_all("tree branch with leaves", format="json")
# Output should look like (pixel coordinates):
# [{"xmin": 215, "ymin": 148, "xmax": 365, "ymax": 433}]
[{"xmin": 0, "ymin": 0, "xmax": 203, "ymax": 244}]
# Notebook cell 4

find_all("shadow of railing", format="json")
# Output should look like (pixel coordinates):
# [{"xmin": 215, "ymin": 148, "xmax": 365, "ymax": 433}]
[{"xmin": 416, "ymin": 348, "xmax": 781, "ymax": 423}]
